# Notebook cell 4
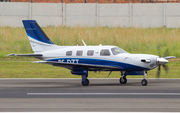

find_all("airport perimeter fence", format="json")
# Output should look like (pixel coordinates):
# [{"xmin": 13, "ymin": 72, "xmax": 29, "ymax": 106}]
[{"xmin": 1, "ymin": 0, "xmax": 180, "ymax": 3}]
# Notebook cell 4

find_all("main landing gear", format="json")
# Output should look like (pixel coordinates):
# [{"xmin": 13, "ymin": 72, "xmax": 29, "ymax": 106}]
[
  {"xmin": 81, "ymin": 74, "xmax": 89, "ymax": 86},
  {"xmin": 141, "ymin": 79, "xmax": 147, "ymax": 86},
  {"xmin": 119, "ymin": 77, "xmax": 127, "ymax": 84}
]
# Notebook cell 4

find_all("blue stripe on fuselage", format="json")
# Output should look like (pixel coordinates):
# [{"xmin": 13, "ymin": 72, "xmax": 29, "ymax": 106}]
[{"xmin": 47, "ymin": 58, "xmax": 148, "ymax": 71}]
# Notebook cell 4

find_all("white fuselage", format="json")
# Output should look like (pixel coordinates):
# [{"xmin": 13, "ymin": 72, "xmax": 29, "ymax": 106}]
[{"xmin": 36, "ymin": 45, "xmax": 159, "ymax": 72}]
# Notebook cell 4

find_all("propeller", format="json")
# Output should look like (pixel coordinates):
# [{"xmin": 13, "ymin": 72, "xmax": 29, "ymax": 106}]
[
  {"xmin": 156, "ymin": 44, "xmax": 170, "ymax": 78},
  {"xmin": 156, "ymin": 59, "xmax": 169, "ymax": 78}
]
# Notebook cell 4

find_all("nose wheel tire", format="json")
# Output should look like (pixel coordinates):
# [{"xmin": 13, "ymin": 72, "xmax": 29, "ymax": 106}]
[
  {"xmin": 141, "ymin": 79, "xmax": 148, "ymax": 86},
  {"xmin": 82, "ymin": 79, "xmax": 89, "ymax": 86},
  {"xmin": 119, "ymin": 77, "xmax": 127, "ymax": 84}
]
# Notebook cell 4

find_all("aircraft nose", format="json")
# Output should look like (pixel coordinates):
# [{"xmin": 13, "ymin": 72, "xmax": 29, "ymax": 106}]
[{"xmin": 157, "ymin": 57, "xmax": 169, "ymax": 65}]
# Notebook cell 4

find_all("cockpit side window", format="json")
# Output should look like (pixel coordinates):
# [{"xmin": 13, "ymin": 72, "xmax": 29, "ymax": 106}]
[
  {"xmin": 100, "ymin": 49, "xmax": 111, "ymax": 56},
  {"xmin": 111, "ymin": 47, "xmax": 128, "ymax": 55},
  {"xmin": 66, "ymin": 51, "xmax": 72, "ymax": 56}
]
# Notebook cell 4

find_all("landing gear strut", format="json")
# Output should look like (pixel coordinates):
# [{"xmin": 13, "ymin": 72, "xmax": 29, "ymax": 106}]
[
  {"xmin": 141, "ymin": 71, "xmax": 148, "ymax": 86},
  {"xmin": 119, "ymin": 71, "xmax": 127, "ymax": 84},
  {"xmin": 81, "ymin": 73, "xmax": 89, "ymax": 86}
]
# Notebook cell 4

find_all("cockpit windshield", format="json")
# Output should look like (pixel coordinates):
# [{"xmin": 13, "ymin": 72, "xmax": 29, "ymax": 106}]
[{"xmin": 111, "ymin": 47, "xmax": 128, "ymax": 55}]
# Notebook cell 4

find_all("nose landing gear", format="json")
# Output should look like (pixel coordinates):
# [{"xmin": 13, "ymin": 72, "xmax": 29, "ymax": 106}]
[
  {"xmin": 119, "ymin": 71, "xmax": 127, "ymax": 84},
  {"xmin": 141, "ymin": 71, "xmax": 148, "ymax": 86}
]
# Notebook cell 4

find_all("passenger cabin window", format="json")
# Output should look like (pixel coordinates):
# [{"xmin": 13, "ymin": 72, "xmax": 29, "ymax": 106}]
[
  {"xmin": 111, "ymin": 47, "xmax": 128, "ymax": 55},
  {"xmin": 100, "ymin": 49, "xmax": 110, "ymax": 56},
  {"xmin": 76, "ymin": 50, "xmax": 83, "ymax": 56},
  {"xmin": 66, "ymin": 51, "xmax": 72, "ymax": 56},
  {"xmin": 87, "ymin": 50, "xmax": 94, "ymax": 56}
]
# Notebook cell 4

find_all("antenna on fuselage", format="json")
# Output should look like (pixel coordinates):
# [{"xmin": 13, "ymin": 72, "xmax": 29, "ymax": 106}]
[{"xmin": 81, "ymin": 39, "xmax": 87, "ymax": 46}]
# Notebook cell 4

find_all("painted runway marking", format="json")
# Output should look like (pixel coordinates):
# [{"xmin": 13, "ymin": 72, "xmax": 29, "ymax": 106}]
[{"xmin": 27, "ymin": 93, "xmax": 180, "ymax": 96}]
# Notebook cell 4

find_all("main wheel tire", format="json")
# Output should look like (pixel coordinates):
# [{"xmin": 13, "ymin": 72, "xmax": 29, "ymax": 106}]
[
  {"xmin": 82, "ymin": 79, "xmax": 89, "ymax": 86},
  {"xmin": 141, "ymin": 79, "xmax": 148, "ymax": 86},
  {"xmin": 119, "ymin": 77, "xmax": 127, "ymax": 84}
]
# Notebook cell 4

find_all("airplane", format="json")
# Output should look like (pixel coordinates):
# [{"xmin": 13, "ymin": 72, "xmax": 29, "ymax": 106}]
[{"xmin": 7, "ymin": 20, "xmax": 175, "ymax": 86}]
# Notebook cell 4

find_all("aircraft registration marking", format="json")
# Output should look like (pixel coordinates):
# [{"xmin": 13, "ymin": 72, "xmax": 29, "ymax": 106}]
[{"xmin": 58, "ymin": 59, "xmax": 79, "ymax": 64}]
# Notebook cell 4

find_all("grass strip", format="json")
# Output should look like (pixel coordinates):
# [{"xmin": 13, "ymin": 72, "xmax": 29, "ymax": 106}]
[{"xmin": 0, "ymin": 60, "xmax": 180, "ymax": 78}]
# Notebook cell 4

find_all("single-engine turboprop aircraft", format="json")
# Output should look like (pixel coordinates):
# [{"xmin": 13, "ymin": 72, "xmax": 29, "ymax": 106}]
[{"xmin": 7, "ymin": 20, "xmax": 175, "ymax": 86}]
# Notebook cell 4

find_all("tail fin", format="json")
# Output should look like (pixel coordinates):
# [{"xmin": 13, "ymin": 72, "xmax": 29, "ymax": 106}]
[{"xmin": 22, "ymin": 20, "xmax": 58, "ymax": 53}]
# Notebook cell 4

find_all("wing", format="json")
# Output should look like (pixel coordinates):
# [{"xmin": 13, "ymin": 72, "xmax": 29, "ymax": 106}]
[{"xmin": 33, "ymin": 61, "xmax": 122, "ymax": 71}]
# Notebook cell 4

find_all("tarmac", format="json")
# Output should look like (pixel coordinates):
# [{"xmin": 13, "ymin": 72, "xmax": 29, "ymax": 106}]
[{"xmin": 0, "ymin": 78, "xmax": 180, "ymax": 112}]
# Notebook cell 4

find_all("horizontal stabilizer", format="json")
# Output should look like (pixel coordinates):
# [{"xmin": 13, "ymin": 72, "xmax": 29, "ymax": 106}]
[{"xmin": 6, "ymin": 53, "xmax": 42, "ymax": 57}]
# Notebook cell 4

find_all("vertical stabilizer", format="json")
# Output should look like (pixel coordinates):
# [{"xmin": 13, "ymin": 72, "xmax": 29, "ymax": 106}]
[{"xmin": 22, "ymin": 20, "xmax": 58, "ymax": 52}]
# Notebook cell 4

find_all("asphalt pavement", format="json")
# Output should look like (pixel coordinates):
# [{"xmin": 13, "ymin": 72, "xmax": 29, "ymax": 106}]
[{"xmin": 0, "ymin": 78, "xmax": 180, "ymax": 112}]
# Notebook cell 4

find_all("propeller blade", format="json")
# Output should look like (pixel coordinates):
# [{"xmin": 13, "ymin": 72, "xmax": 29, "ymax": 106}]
[
  {"xmin": 156, "ymin": 65, "xmax": 161, "ymax": 78},
  {"xmin": 157, "ymin": 44, "xmax": 161, "ymax": 57},
  {"xmin": 163, "ymin": 56, "xmax": 176, "ymax": 59},
  {"xmin": 163, "ymin": 48, "xmax": 170, "ymax": 57},
  {"xmin": 162, "ymin": 64, "xmax": 169, "ymax": 74}
]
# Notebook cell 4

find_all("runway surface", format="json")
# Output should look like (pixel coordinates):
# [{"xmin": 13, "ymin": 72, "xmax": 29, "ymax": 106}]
[{"xmin": 0, "ymin": 78, "xmax": 180, "ymax": 112}]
